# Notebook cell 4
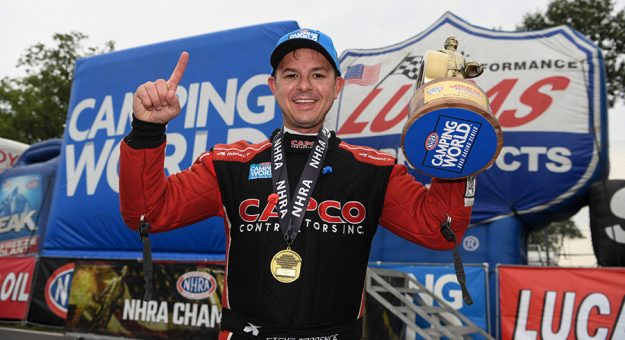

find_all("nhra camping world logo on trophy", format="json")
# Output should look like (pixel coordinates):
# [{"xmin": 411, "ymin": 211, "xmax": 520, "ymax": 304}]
[
  {"xmin": 176, "ymin": 271, "xmax": 217, "ymax": 300},
  {"xmin": 422, "ymin": 116, "xmax": 481, "ymax": 174}
]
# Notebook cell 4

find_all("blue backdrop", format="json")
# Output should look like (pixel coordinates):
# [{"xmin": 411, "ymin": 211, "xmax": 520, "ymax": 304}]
[{"xmin": 42, "ymin": 21, "xmax": 299, "ymax": 260}]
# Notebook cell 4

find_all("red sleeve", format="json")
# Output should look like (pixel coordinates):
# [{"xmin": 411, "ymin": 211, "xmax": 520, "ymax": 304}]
[
  {"xmin": 119, "ymin": 141, "xmax": 224, "ymax": 233},
  {"xmin": 379, "ymin": 164, "xmax": 473, "ymax": 250}
]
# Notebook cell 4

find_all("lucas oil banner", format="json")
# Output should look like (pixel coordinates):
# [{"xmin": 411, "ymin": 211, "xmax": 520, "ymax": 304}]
[
  {"xmin": 327, "ymin": 12, "xmax": 607, "ymax": 227},
  {"xmin": 66, "ymin": 260, "xmax": 224, "ymax": 339},
  {"xmin": 498, "ymin": 266, "xmax": 625, "ymax": 340},
  {"xmin": 42, "ymin": 21, "xmax": 299, "ymax": 260}
]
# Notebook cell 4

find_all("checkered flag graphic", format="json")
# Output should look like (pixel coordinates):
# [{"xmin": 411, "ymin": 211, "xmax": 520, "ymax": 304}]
[
  {"xmin": 392, "ymin": 55, "xmax": 422, "ymax": 80},
  {"xmin": 363, "ymin": 53, "xmax": 424, "ymax": 90}
]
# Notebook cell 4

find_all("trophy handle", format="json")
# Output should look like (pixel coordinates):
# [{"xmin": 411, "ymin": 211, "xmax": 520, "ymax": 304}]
[
  {"xmin": 465, "ymin": 61, "xmax": 484, "ymax": 78},
  {"xmin": 421, "ymin": 50, "xmax": 450, "ymax": 85}
]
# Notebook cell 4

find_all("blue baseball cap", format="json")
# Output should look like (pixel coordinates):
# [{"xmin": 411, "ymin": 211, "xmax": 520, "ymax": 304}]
[{"xmin": 270, "ymin": 28, "xmax": 341, "ymax": 76}]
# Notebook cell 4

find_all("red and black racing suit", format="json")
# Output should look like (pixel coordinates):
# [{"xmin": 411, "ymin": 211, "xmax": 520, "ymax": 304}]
[{"xmin": 119, "ymin": 119, "xmax": 473, "ymax": 339}]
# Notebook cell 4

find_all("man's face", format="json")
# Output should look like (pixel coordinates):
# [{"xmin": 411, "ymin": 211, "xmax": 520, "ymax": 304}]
[
  {"xmin": 446, "ymin": 38, "xmax": 458, "ymax": 50},
  {"xmin": 268, "ymin": 48, "xmax": 344, "ymax": 133}
]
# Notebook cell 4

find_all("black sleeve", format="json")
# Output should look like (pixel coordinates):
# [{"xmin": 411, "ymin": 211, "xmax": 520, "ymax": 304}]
[{"xmin": 123, "ymin": 115, "xmax": 167, "ymax": 149}]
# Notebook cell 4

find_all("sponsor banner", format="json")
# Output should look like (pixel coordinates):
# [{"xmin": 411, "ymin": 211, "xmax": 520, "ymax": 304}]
[
  {"xmin": 0, "ymin": 256, "xmax": 36, "ymax": 320},
  {"xmin": 42, "ymin": 21, "xmax": 299, "ymax": 260},
  {"xmin": 371, "ymin": 263, "xmax": 489, "ymax": 334},
  {"xmin": 589, "ymin": 180, "xmax": 625, "ymax": 266},
  {"xmin": 66, "ymin": 260, "xmax": 224, "ymax": 339},
  {"xmin": 498, "ymin": 266, "xmax": 625, "ymax": 340},
  {"xmin": 0, "ymin": 137, "xmax": 29, "ymax": 173},
  {"xmin": 328, "ymin": 12, "xmax": 607, "ymax": 226},
  {"xmin": 28, "ymin": 257, "xmax": 75, "ymax": 326},
  {"xmin": 0, "ymin": 174, "xmax": 43, "ymax": 256}
]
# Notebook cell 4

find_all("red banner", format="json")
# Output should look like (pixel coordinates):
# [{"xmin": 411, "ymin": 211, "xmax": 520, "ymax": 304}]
[
  {"xmin": 499, "ymin": 266, "xmax": 625, "ymax": 339},
  {"xmin": 0, "ymin": 256, "xmax": 36, "ymax": 319}
]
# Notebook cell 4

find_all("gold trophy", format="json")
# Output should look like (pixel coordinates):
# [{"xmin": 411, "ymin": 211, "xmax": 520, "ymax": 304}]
[{"xmin": 401, "ymin": 37, "xmax": 503, "ymax": 179}]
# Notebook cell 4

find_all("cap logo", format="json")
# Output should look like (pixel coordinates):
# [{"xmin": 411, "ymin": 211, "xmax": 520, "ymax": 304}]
[{"xmin": 288, "ymin": 30, "xmax": 319, "ymax": 42}]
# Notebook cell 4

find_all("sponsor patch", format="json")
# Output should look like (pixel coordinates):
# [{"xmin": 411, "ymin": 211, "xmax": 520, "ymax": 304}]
[
  {"xmin": 176, "ymin": 271, "xmax": 217, "ymax": 300},
  {"xmin": 288, "ymin": 30, "xmax": 319, "ymax": 42},
  {"xmin": 248, "ymin": 162, "xmax": 272, "ymax": 180},
  {"xmin": 422, "ymin": 115, "xmax": 481, "ymax": 174}
]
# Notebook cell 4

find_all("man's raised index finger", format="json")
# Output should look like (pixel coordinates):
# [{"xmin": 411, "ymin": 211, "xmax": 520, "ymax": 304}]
[{"xmin": 167, "ymin": 51, "xmax": 189, "ymax": 89}]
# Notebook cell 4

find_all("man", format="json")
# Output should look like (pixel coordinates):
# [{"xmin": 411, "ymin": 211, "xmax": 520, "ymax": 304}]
[
  {"xmin": 119, "ymin": 28, "xmax": 473, "ymax": 339},
  {"xmin": 0, "ymin": 187, "xmax": 31, "ymax": 215},
  {"xmin": 442, "ymin": 36, "xmax": 483, "ymax": 79}
]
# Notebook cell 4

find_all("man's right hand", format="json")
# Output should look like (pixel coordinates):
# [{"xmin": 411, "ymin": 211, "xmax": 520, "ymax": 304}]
[{"xmin": 133, "ymin": 51, "xmax": 189, "ymax": 124}]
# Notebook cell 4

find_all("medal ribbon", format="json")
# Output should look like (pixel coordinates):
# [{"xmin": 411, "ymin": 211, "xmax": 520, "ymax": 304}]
[{"xmin": 271, "ymin": 127, "xmax": 330, "ymax": 245}]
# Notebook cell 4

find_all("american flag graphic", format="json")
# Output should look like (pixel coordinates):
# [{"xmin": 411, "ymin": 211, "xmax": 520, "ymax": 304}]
[{"xmin": 344, "ymin": 63, "xmax": 381, "ymax": 86}]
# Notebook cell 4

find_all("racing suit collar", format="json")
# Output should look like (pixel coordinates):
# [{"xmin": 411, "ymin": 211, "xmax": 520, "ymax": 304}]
[
  {"xmin": 282, "ymin": 126, "xmax": 318, "ymax": 136},
  {"xmin": 270, "ymin": 128, "xmax": 339, "ymax": 152}
]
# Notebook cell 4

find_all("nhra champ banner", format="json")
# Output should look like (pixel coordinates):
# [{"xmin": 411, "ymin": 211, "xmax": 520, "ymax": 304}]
[
  {"xmin": 42, "ymin": 21, "xmax": 299, "ymax": 260},
  {"xmin": 328, "ymin": 12, "xmax": 607, "ymax": 227},
  {"xmin": 499, "ymin": 266, "xmax": 625, "ymax": 340},
  {"xmin": 0, "ymin": 256, "xmax": 36, "ymax": 320},
  {"xmin": 28, "ymin": 257, "xmax": 76, "ymax": 326},
  {"xmin": 66, "ymin": 260, "xmax": 224, "ymax": 339}
]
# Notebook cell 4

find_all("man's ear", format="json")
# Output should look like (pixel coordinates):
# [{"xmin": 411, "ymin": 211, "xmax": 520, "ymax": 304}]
[
  {"xmin": 334, "ymin": 77, "xmax": 345, "ymax": 99},
  {"xmin": 268, "ymin": 75, "xmax": 277, "ymax": 95}
]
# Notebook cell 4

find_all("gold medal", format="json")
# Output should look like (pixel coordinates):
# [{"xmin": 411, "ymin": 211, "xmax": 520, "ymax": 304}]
[{"xmin": 270, "ymin": 248, "xmax": 302, "ymax": 283}]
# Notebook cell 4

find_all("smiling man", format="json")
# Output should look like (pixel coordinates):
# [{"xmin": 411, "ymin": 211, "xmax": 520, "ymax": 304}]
[
  {"xmin": 119, "ymin": 28, "xmax": 474, "ymax": 339},
  {"xmin": 268, "ymin": 31, "xmax": 344, "ymax": 134}
]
